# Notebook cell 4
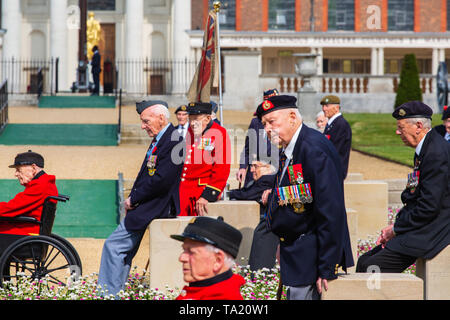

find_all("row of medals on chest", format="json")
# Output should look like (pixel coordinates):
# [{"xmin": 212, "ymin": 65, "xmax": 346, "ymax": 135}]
[{"xmin": 278, "ymin": 159, "xmax": 313, "ymax": 214}]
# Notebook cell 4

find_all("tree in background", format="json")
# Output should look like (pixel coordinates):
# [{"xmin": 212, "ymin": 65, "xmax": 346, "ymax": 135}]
[{"xmin": 394, "ymin": 54, "xmax": 423, "ymax": 109}]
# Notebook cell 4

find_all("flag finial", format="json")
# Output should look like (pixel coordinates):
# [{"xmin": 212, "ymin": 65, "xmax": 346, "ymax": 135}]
[{"xmin": 213, "ymin": 1, "xmax": 221, "ymax": 13}]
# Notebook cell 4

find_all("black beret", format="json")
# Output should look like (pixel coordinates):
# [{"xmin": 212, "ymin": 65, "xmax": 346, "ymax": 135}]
[
  {"xmin": 174, "ymin": 104, "xmax": 188, "ymax": 114},
  {"xmin": 187, "ymin": 102, "xmax": 212, "ymax": 115},
  {"xmin": 9, "ymin": 150, "xmax": 44, "ymax": 168},
  {"xmin": 263, "ymin": 88, "xmax": 279, "ymax": 100},
  {"xmin": 170, "ymin": 216, "xmax": 242, "ymax": 259},
  {"xmin": 442, "ymin": 106, "xmax": 450, "ymax": 120},
  {"xmin": 136, "ymin": 100, "xmax": 168, "ymax": 114},
  {"xmin": 255, "ymin": 95, "xmax": 297, "ymax": 119},
  {"xmin": 392, "ymin": 101, "xmax": 433, "ymax": 120}
]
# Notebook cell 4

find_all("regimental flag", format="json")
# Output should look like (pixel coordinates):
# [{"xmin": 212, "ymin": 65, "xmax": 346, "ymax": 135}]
[{"xmin": 187, "ymin": 10, "xmax": 219, "ymax": 103}]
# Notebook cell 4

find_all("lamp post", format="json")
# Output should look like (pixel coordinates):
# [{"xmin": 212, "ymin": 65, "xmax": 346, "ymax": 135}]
[{"xmin": 293, "ymin": 53, "xmax": 320, "ymax": 125}]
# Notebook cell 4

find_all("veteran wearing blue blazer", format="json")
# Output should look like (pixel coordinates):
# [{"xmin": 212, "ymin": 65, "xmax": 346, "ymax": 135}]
[
  {"xmin": 357, "ymin": 101, "xmax": 450, "ymax": 273},
  {"xmin": 257, "ymin": 95, "xmax": 354, "ymax": 300},
  {"xmin": 98, "ymin": 100, "xmax": 183, "ymax": 296},
  {"xmin": 321, "ymin": 95, "xmax": 352, "ymax": 180}
]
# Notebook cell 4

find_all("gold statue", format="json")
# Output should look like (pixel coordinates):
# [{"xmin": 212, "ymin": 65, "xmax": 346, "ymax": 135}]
[{"xmin": 86, "ymin": 11, "xmax": 102, "ymax": 60}]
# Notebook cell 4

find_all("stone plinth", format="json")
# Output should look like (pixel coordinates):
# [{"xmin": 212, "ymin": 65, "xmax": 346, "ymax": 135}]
[
  {"xmin": 416, "ymin": 245, "xmax": 450, "ymax": 300},
  {"xmin": 148, "ymin": 217, "xmax": 193, "ymax": 292},
  {"xmin": 344, "ymin": 180, "xmax": 389, "ymax": 239},
  {"xmin": 322, "ymin": 273, "xmax": 423, "ymax": 300},
  {"xmin": 207, "ymin": 200, "xmax": 260, "ymax": 266},
  {"xmin": 148, "ymin": 200, "xmax": 260, "ymax": 291}
]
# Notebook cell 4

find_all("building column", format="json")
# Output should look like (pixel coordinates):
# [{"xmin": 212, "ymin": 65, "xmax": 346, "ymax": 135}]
[
  {"xmin": 377, "ymin": 47, "xmax": 384, "ymax": 75},
  {"xmin": 439, "ymin": 48, "xmax": 446, "ymax": 63},
  {"xmin": 2, "ymin": 0, "xmax": 22, "ymax": 59},
  {"xmin": 125, "ymin": 0, "xmax": 143, "ymax": 60},
  {"xmin": 311, "ymin": 47, "xmax": 323, "ymax": 76},
  {"xmin": 172, "ymin": 0, "xmax": 192, "ymax": 94},
  {"xmin": 432, "ymin": 48, "xmax": 439, "ymax": 75},
  {"xmin": 125, "ymin": 0, "xmax": 144, "ymax": 92},
  {"xmin": 50, "ymin": 0, "xmax": 68, "ymax": 91},
  {"xmin": 371, "ymin": 47, "xmax": 378, "ymax": 75}
]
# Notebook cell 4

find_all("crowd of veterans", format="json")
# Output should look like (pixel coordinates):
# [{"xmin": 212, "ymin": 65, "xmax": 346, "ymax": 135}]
[{"xmin": 0, "ymin": 90, "xmax": 449, "ymax": 300}]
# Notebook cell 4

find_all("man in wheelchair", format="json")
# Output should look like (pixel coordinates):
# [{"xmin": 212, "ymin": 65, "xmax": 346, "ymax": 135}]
[{"xmin": 0, "ymin": 150, "xmax": 58, "ymax": 236}]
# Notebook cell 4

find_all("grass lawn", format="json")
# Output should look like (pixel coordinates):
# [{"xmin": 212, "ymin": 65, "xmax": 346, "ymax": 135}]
[{"xmin": 344, "ymin": 113, "xmax": 443, "ymax": 167}]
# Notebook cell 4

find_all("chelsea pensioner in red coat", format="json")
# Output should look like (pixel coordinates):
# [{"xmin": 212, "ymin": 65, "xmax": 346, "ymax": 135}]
[{"xmin": 178, "ymin": 102, "xmax": 231, "ymax": 216}]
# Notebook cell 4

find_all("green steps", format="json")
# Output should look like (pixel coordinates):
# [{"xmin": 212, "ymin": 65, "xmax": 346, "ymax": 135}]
[
  {"xmin": 0, "ymin": 124, "xmax": 118, "ymax": 146},
  {"xmin": 0, "ymin": 179, "xmax": 119, "ymax": 239},
  {"xmin": 38, "ymin": 96, "xmax": 116, "ymax": 108}
]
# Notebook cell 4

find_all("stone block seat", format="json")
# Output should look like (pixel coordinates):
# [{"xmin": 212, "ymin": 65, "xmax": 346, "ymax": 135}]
[
  {"xmin": 416, "ymin": 245, "xmax": 450, "ymax": 300},
  {"xmin": 321, "ymin": 273, "xmax": 423, "ymax": 300}
]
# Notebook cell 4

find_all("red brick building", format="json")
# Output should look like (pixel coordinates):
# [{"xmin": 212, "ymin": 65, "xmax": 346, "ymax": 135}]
[{"xmin": 190, "ymin": 0, "xmax": 450, "ymax": 77}]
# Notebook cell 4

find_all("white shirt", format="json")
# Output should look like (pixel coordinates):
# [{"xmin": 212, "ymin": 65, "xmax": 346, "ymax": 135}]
[
  {"xmin": 415, "ymin": 130, "xmax": 430, "ymax": 157},
  {"xmin": 280, "ymin": 123, "xmax": 303, "ymax": 181},
  {"xmin": 445, "ymin": 131, "xmax": 450, "ymax": 141},
  {"xmin": 177, "ymin": 122, "xmax": 189, "ymax": 138}
]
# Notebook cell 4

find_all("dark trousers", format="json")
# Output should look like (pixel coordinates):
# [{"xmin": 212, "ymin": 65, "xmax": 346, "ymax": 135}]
[
  {"xmin": 356, "ymin": 245, "xmax": 417, "ymax": 273},
  {"xmin": 248, "ymin": 216, "xmax": 279, "ymax": 271},
  {"xmin": 92, "ymin": 71, "xmax": 100, "ymax": 95}
]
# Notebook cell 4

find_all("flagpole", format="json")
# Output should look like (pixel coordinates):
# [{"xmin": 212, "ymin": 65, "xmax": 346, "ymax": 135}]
[{"xmin": 213, "ymin": 1, "xmax": 224, "ymax": 126}]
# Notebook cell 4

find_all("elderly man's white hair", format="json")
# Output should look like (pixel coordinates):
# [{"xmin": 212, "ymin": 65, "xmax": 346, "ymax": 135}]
[
  {"xmin": 149, "ymin": 104, "xmax": 170, "ymax": 120},
  {"xmin": 316, "ymin": 110, "xmax": 325, "ymax": 118},
  {"xmin": 282, "ymin": 107, "xmax": 302, "ymax": 120},
  {"xmin": 205, "ymin": 244, "xmax": 236, "ymax": 268},
  {"xmin": 406, "ymin": 117, "xmax": 432, "ymax": 129}
]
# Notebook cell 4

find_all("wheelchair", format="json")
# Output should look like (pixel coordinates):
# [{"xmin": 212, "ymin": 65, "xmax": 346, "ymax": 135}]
[{"xmin": 0, "ymin": 195, "xmax": 83, "ymax": 287}]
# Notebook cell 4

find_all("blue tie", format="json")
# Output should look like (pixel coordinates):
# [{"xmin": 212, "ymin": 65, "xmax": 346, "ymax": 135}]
[{"xmin": 146, "ymin": 141, "xmax": 156, "ymax": 160}]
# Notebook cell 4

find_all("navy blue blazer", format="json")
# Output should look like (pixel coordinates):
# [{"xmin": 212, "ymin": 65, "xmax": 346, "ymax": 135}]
[
  {"xmin": 240, "ymin": 117, "xmax": 273, "ymax": 185},
  {"xmin": 125, "ymin": 124, "xmax": 184, "ymax": 231},
  {"xmin": 229, "ymin": 174, "xmax": 276, "ymax": 216},
  {"xmin": 323, "ymin": 115, "xmax": 352, "ymax": 179},
  {"xmin": 386, "ymin": 129, "xmax": 450, "ymax": 259},
  {"xmin": 267, "ymin": 124, "xmax": 354, "ymax": 286}
]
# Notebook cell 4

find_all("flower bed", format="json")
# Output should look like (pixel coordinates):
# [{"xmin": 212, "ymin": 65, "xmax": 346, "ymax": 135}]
[{"xmin": 0, "ymin": 207, "xmax": 414, "ymax": 300}]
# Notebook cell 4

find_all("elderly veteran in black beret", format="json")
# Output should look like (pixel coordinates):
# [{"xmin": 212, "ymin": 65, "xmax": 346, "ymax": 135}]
[
  {"xmin": 433, "ymin": 105, "xmax": 450, "ymax": 141},
  {"xmin": 171, "ymin": 216, "xmax": 245, "ymax": 300},
  {"xmin": 257, "ymin": 95, "xmax": 354, "ymax": 300},
  {"xmin": 320, "ymin": 95, "xmax": 352, "ymax": 179},
  {"xmin": 236, "ymin": 88, "xmax": 277, "ymax": 188},
  {"xmin": 357, "ymin": 101, "xmax": 450, "ymax": 273},
  {"xmin": 98, "ymin": 100, "xmax": 184, "ymax": 297},
  {"xmin": 174, "ymin": 104, "xmax": 189, "ymax": 138}
]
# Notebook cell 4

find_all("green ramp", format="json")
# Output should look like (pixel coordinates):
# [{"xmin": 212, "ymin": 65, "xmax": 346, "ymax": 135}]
[
  {"xmin": 0, "ymin": 179, "xmax": 119, "ymax": 238},
  {"xmin": 39, "ymin": 96, "xmax": 116, "ymax": 108},
  {"xmin": 0, "ymin": 124, "xmax": 118, "ymax": 146}
]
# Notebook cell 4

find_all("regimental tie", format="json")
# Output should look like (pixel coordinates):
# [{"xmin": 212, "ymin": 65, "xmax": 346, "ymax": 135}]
[{"xmin": 266, "ymin": 150, "xmax": 287, "ymax": 228}]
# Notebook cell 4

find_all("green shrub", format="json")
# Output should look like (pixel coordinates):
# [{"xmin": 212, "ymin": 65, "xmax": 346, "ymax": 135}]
[{"xmin": 394, "ymin": 54, "xmax": 423, "ymax": 109}]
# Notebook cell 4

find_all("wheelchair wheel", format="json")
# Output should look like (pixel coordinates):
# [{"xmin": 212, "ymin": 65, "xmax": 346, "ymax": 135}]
[
  {"xmin": 0, "ymin": 235, "xmax": 80, "ymax": 287},
  {"xmin": 50, "ymin": 233, "xmax": 83, "ymax": 276}
]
